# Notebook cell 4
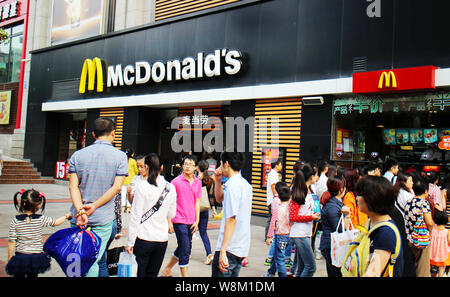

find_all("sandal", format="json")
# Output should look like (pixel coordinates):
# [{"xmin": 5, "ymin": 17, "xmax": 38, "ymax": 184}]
[{"xmin": 204, "ymin": 254, "xmax": 214, "ymax": 265}]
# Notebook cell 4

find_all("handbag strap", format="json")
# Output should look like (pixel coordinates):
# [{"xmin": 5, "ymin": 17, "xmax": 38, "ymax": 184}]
[{"xmin": 140, "ymin": 182, "xmax": 171, "ymax": 224}]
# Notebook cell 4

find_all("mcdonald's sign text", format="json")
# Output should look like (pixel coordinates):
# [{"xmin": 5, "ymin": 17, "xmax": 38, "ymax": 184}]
[
  {"xmin": 79, "ymin": 49, "xmax": 242, "ymax": 94},
  {"xmin": 352, "ymin": 66, "xmax": 438, "ymax": 94}
]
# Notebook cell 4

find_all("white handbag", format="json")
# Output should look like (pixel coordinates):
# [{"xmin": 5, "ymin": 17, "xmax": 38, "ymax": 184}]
[{"xmin": 330, "ymin": 214, "xmax": 359, "ymax": 268}]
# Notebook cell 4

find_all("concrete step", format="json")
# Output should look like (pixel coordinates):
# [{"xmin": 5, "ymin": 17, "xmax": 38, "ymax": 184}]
[
  {"xmin": 1, "ymin": 169, "xmax": 38, "ymax": 174},
  {"xmin": 0, "ymin": 179, "xmax": 55, "ymax": 184},
  {"xmin": 0, "ymin": 173, "xmax": 42, "ymax": 180},
  {"xmin": 1, "ymin": 161, "xmax": 54, "ymax": 184}
]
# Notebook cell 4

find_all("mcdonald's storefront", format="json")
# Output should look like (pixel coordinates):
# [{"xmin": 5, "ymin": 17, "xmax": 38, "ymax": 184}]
[
  {"xmin": 22, "ymin": 0, "xmax": 450, "ymax": 215},
  {"xmin": 333, "ymin": 66, "xmax": 450, "ymax": 170}
]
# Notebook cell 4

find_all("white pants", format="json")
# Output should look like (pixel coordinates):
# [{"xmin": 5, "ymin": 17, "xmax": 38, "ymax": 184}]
[{"xmin": 121, "ymin": 185, "xmax": 130, "ymax": 208}]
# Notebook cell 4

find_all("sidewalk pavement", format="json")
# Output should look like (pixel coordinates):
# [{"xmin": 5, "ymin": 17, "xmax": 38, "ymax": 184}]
[{"xmin": 0, "ymin": 183, "xmax": 327, "ymax": 277}]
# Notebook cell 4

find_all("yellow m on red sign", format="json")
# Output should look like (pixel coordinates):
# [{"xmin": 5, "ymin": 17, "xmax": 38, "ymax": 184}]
[
  {"xmin": 79, "ymin": 58, "xmax": 104, "ymax": 94},
  {"xmin": 378, "ymin": 71, "xmax": 397, "ymax": 89}
]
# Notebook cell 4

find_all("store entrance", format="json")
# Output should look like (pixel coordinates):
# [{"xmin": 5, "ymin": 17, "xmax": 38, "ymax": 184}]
[
  {"xmin": 157, "ymin": 106, "xmax": 225, "ymax": 181},
  {"xmin": 57, "ymin": 112, "xmax": 87, "ymax": 162}
]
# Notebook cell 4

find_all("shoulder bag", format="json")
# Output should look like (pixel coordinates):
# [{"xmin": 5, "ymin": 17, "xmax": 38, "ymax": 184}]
[{"xmin": 140, "ymin": 182, "xmax": 171, "ymax": 224}]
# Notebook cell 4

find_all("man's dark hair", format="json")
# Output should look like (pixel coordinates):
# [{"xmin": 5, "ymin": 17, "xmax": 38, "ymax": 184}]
[
  {"xmin": 317, "ymin": 160, "xmax": 328, "ymax": 174},
  {"xmin": 355, "ymin": 176, "xmax": 396, "ymax": 215},
  {"xmin": 271, "ymin": 158, "xmax": 282, "ymax": 169},
  {"xmin": 93, "ymin": 117, "xmax": 115, "ymax": 138},
  {"xmin": 220, "ymin": 152, "xmax": 245, "ymax": 172},
  {"xmin": 384, "ymin": 158, "xmax": 398, "ymax": 173},
  {"xmin": 182, "ymin": 154, "xmax": 198, "ymax": 166}
]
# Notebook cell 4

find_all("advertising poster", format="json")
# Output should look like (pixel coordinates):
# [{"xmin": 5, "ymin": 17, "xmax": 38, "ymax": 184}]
[
  {"xmin": 0, "ymin": 91, "xmax": 12, "ymax": 125},
  {"xmin": 396, "ymin": 129, "xmax": 409, "ymax": 144},
  {"xmin": 409, "ymin": 129, "xmax": 423, "ymax": 144},
  {"xmin": 261, "ymin": 148, "xmax": 285, "ymax": 188},
  {"xmin": 424, "ymin": 129, "xmax": 438, "ymax": 144},
  {"xmin": 438, "ymin": 128, "xmax": 450, "ymax": 140},
  {"xmin": 51, "ymin": 0, "xmax": 103, "ymax": 45},
  {"xmin": 336, "ymin": 128, "xmax": 343, "ymax": 152},
  {"xmin": 383, "ymin": 129, "xmax": 396, "ymax": 145}
]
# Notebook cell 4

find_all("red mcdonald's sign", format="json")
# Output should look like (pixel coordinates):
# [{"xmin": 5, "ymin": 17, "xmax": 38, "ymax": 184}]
[{"xmin": 353, "ymin": 66, "xmax": 438, "ymax": 94}]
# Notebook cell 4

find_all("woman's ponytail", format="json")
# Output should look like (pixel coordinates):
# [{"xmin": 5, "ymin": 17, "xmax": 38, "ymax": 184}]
[{"xmin": 146, "ymin": 153, "xmax": 161, "ymax": 187}]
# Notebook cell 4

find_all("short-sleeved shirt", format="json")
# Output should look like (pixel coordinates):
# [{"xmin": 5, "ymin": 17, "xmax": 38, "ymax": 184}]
[
  {"xmin": 171, "ymin": 174, "xmax": 202, "ymax": 225},
  {"xmin": 68, "ymin": 140, "xmax": 128, "ymax": 226},
  {"xmin": 215, "ymin": 173, "xmax": 253, "ymax": 258},
  {"xmin": 428, "ymin": 183, "xmax": 442, "ymax": 208},
  {"xmin": 8, "ymin": 214, "xmax": 56, "ymax": 254},
  {"xmin": 369, "ymin": 221, "xmax": 404, "ymax": 277},
  {"xmin": 404, "ymin": 197, "xmax": 431, "ymax": 242},
  {"xmin": 266, "ymin": 169, "xmax": 280, "ymax": 206}
]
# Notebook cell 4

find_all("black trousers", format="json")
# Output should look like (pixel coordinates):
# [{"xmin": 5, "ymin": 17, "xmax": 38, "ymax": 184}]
[{"xmin": 133, "ymin": 238, "xmax": 168, "ymax": 277}]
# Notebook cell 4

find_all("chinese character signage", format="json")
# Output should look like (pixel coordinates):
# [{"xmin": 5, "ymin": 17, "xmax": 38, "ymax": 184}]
[
  {"xmin": 0, "ymin": 1, "xmax": 24, "ymax": 27},
  {"xmin": 0, "ymin": 90, "xmax": 12, "ymax": 125},
  {"xmin": 334, "ymin": 92, "xmax": 450, "ymax": 116}
]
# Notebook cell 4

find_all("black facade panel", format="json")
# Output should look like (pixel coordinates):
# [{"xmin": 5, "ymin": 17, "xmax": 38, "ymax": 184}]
[
  {"xmin": 227, "ymin": 100, "xmax": 256, "ymax": 183},
  {"xmin": 300, "ymin": 97, "xmax": 333, "ymax": 163},
  {"xmin": 296, "ymin": 0, "xmax": 342, "ymax": 81},
  {"xmin": 340, "ymin": 0, "xmax": 395, "ymax": 76},
  {"xmin": 393, "ymin": 0, "xmax": 450, "ymax": 69}
]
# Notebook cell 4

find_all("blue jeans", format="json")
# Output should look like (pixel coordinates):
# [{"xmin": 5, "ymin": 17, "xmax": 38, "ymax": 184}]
[
  {"xmin": 173, "ymin": 223, "xmax": 193, "ymax": 267},
  {"xmin": 291, "ymin": 237, "xmax": 316, "ymax": 277},
  {"xmin": 199, "ymin": 211, "xmax": 212, "ymax": 256},
  {"xmin": 211, "ymin": 251, "xmax": 243, "ymax": 277},
  {"xmin": 98, "ymin": 219, "xmax": 118, "ymax": 277},
  {"xmin": 268, "ymin": 234, "xmax": 290, "ymax": 277},
  {"xmin": 269, "ymin": 237, "xmax": 292, "ymax": 259}
]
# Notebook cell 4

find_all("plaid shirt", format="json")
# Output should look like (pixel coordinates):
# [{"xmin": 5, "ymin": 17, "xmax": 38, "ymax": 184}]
[{"xmin": 69, "ymin": 140, "xmax": 128, "ymax": 226}]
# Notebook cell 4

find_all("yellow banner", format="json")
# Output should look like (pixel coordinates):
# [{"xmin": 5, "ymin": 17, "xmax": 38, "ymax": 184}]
[{"xmin": 0, "ymin": 90, "xmax": 12, "ymax": 125}]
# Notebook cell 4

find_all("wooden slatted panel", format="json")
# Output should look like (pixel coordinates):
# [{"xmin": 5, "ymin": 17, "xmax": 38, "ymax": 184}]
[
  {"xmin": 251, "ymin": 98, "xmax": 302, "ymax": 215},
  {"xmin": 177, "ymin": 105, "xmax": 222, "ymax": 131},
  {"xmin": 100, "ymin": 108, "xmax": 124, "ymax": 150},
  {"xmin": 155, "ymin": 0, "xmax": 241, "ymax": 21}
]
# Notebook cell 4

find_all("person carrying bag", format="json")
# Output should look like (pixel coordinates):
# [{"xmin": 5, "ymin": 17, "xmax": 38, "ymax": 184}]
[
  {"xmin": 331, "ymin": 214, "xmax": 359, "ymax": 268},
  {"xmin": 126, "ymin": 153, "xmax": 177, "ymax": 277}
]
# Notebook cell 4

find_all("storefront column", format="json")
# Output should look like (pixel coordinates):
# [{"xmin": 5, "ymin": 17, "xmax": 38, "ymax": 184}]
[
  {"xmin": 300, "ymin": 95, "xmax": 334, "ymax": 162},
  {"xmin": 122, "ymin": 107, "xmax": 160, "ymax": 156}
]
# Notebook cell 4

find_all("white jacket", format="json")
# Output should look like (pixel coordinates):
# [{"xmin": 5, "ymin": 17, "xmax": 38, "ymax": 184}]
[{"xmin": 127, "ymin": 175, "xmax": 177, "ymax": 246}]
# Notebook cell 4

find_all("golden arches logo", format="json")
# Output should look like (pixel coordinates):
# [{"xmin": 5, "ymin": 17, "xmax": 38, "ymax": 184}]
[
  {"xmin": 378, "ymin": 71, "xmax": 397, "ymax": 89},
  {"xmin": 79, "ymin": 58, "xmax": 104, "ymax": 94}
]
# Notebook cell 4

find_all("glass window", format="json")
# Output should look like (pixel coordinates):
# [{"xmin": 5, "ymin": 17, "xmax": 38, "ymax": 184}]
[
  {"xmin": 332, "ymin": 92, "xmax": 450, "ymax": 168},
  {"xmin": 0, "ymin": 24, "xmax": 23, "ymax": 83}
]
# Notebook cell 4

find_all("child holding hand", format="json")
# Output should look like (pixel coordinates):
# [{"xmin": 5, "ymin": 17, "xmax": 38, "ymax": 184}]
[
  {"xmin": 6, "ymin": 189, "xmax": 72, "ymax": 277},
  {"xmin": 264, "ymin": 182, "xmax": 292, "ymax": 277}
]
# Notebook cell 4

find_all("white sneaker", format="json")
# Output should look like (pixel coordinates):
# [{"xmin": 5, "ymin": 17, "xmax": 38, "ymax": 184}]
[{"xmin": 315, "ymin": 251, "xmax": 322, "ymax": 260}]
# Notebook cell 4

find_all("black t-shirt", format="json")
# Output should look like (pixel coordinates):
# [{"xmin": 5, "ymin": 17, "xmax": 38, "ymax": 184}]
[{"xmin": 369, "ymin": 220, "xmax": 404, "ymax": 277}]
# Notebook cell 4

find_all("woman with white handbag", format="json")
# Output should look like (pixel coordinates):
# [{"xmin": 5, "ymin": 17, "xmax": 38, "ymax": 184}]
[{"xmin": 319, "ymin": 175, "xmax": 351, "ymax": 277}]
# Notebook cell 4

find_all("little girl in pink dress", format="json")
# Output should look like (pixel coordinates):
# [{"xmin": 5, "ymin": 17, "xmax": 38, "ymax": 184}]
[{"xmin": 430, "ymin": 210, "xmax": 450, "ymax": 277}]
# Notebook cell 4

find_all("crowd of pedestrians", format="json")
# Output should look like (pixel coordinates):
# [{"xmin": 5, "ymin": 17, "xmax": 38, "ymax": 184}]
[{"xmin": 4, "ymin": 117, "xmax": 450, "ymax": 278}]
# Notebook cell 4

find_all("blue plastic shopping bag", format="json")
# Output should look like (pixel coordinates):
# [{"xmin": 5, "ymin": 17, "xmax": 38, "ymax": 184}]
[{"xmin": 43, "ymin": 226, "xmax": 101, "ymax": 277}]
